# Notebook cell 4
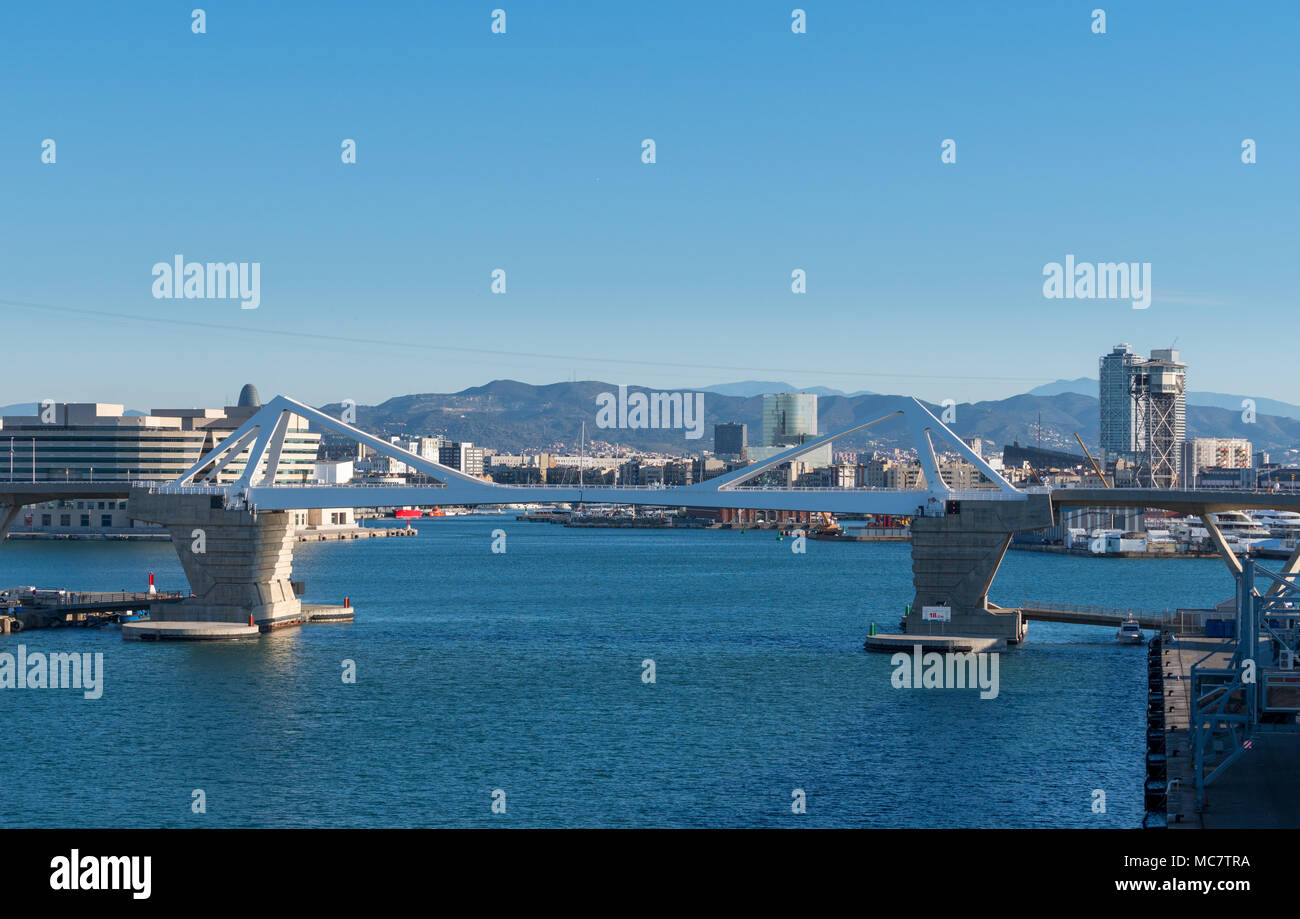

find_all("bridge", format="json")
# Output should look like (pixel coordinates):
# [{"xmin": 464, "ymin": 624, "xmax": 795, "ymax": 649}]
[{"xmin": 3, "ymin": 393, "xmax": 1299, "ymax": 642}]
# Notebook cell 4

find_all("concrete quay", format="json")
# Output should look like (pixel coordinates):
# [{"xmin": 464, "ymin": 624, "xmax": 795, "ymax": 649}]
[
  {"xmin": 296, "ymin": 526, "xmax": 415, "ymax": 542},
  {"xmin": 122, "ymin": 620, "xmax": 260, "ymax": 641},
  {"xmin": 120, "ymin": 603, "xmax": 355, "ymax": 640},
  {"xmin": 1158, "ymin": 634, "xmax": 1300, "ymax": 828},
  {"xmin": 864, "ymin": 633, "xmax": 1003, "ymax": 653},
  {"xmin": 302, "ymin": 603, "xmax": 354, "ymax": 623}
]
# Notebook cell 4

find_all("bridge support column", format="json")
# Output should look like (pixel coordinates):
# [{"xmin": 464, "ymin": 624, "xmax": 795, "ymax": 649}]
[
  {"xmin": 0, "ymin": 504, "xmax": 22, "ymax": 541},
  {"xmin": 129, "ymin": 489, "xmax": 301, "ymax": 629},
  {"xmin": 908, "ymin": 494, "xmax": 1054, "ymax": 643},
  {"xmin": 1199, "ymin": 513, "xmax": 1244, "ymax": 578}
]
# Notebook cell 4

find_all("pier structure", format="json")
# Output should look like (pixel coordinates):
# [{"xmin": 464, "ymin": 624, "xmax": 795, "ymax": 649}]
[{"xmin": 1154, "ymin": 558, "xmax": 1300, "ymax": 827}]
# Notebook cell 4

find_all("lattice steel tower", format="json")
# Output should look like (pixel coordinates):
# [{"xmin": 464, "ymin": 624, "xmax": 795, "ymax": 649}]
[{"xmin": 1130, "ymin": 349, "xmax": 1186, "ymax": 489}]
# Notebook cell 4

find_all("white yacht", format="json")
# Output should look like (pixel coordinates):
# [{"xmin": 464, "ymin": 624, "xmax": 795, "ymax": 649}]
[
  {"xmin": 1209, "ymin": 511, "xmax": 1273, "ymax": 539},
  {"xmin": 1204, "ymin": 512, "xmax": 1272, "ymax": 553},
  {"xmin": 1116, "ymin": 618, "xmax": 1145, "ymax": 644},
  {"xmin": 1165, "ymin": 513, "xmax": 1270, "ymax": 554},
  {"xmin": 1251, "ymin": 509, "xmax": 1300, "ymax": 538}
]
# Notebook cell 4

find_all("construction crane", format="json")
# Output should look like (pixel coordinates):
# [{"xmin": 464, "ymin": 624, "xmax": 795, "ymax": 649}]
[{"xmin": 1074, "ymin": 432, "xmax": 1111, "ymax": 488}]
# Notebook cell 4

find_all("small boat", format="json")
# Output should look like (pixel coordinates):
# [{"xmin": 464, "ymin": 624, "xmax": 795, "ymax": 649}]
[{"xmin": 1116, "ymin": 618, "xmax": 1145, "ymax": 644}]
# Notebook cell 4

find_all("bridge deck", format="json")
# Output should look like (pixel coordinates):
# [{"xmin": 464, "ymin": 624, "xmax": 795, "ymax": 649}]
[
  {"xmin": 14, "ymin": 591, "xmax": 184, "ymax": 613},
  {"xmin": 1019, "ymin": 605, "xmax": 1170, "ymax": 630}
]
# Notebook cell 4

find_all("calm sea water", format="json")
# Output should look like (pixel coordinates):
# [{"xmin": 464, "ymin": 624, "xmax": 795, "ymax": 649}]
[{"xmin": 0, "ymin": 517, "xmax": 1243, "ymax": 828}]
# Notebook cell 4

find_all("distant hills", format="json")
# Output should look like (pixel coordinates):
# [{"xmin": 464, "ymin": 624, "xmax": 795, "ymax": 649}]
[
  {"xmin": 1029, "ymin": 378, "xmax": 1300, "ymax": 421},
  {"xmin": 6, "ymin": 385, "xmax": 1296, "ymax": 460},
  {"xmin": 316, "ymin": 380, "xmax": 1300, "ymax": 459},
  {"xmin": 699, "ymin": 381, "xmax": 875, "ymax": 398}
]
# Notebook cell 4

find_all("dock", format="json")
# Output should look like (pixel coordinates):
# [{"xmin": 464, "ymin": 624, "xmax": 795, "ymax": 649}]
[
  {"xmin": 1, "ymin": 589, "xmax": 184, "ymax": 631},
  {"xmin": 863, "ymin": 633, "xmax": 1003, "ymax": 653},
  {"xmin": 122, "ymin": 620, "xmax": 260, "ymax": 641},
  {"xmin": 1, "ymin": 586, "xmax": 357, "ymax": 637},
  {"xmin": 1157, "ymin": 633, "xmax": 1300, "ymax": 828},
  {"xmin": 296, "ymin": 526, "xmax": 416, "ymax": 542},
  {"xmin": 302, "ymin": 603, "xmax": 355, "ymax": 623}
]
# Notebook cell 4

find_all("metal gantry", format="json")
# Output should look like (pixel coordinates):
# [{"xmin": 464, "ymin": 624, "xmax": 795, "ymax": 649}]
[{"xmin": 1190, "ymin": 558, "xmax": 1300, "ymax": 807}]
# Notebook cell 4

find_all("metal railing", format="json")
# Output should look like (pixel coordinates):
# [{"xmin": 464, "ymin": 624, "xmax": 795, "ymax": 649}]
[
  {"xmin": 20, "ymin": 590, "xmax": 185, "ymax": 608},
  {"xmin": 210, "ymin": 481, "xmax": 1028, "ymax": 496},
  {"xmin": 1017, "ymin": 599, "xmax": 1174, "ymax": 620}
]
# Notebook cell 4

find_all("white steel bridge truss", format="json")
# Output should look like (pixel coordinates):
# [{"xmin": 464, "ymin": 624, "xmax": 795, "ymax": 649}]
[{"xmin": 160, "ymin": 394, "xmax": 1025, "ymax": 517}]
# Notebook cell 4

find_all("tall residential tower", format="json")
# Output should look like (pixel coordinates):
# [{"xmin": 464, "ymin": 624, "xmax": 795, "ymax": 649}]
[{"xmin": 1097, "ymin": 345, "xmax": 1186, "ymax": 488}]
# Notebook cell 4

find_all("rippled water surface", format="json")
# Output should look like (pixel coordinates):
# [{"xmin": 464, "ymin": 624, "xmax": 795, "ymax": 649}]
[{"xmin": 0, "ymin": 518, "xmax": 1242, "ymax": 827}]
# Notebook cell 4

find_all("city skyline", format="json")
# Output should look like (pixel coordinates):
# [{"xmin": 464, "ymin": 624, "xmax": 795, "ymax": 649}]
[{"xmin": 3, "ymin": 2, "xmax": 1297, "ymax": 409}]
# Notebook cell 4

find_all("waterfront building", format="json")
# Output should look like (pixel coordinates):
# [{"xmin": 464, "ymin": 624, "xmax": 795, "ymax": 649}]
[
  {"xmin": 713, "ymin": 422, "xmax": 746, "ymax": 461},
  {"xmin": 1099, "ymin": 343, "xmax": 1142, "ymax": 458},
  {"xmin": 417, "ymin": 436, "xmax": 450, "ymax": 461},
  {"xmin": 2, "ymin": 384, "xmax": 321, "ymax": 537},
  {"xmin": 757, "ymin": 395, "xmax": 831, "ymax": 468},
  {"xmin": 1098, "ymin": 344, "xmax": 1186, "ymax": 488},
  {"xmin": 1260, "ymin": 467, "xmax": 1300, "ymax": 491},
  {"xmin": 1197, "ymin": 466, "xmax": 1257, "ymax": 489},
  {"xmin": 437, "ymin": 442, "xmax": 487, "ymax": 476},
  {"xmin": 315, "ymin": 460, "xmax": 354, "ymax": 484},
  {"xmin": 488, "ymin": 465, "xmax": 543, "ymax": 485},
  {"xmin": 693, "ymin": 457, "xmax": 729, "ymax": 481},
  {"xmin": 663, "ymin": 461, "xmax": 694, "ymax": 486},
  {"xmin": 935, "ymin": 459, "xmax": 991, "ymax": 490},
  {"xmin": 761, "ymin": 393, "xmax": 817, "ymax": 446},
  {"xmin": 1180, "ymin": 438, "xmax": 1252, "ymax": 488},
  {"xmin": 0, "ymin": 385, "xmax": 318, "ymax": 485},
  {"xmin": 796, "ymin": 463, "xmax": 859, "ymax": 488}
]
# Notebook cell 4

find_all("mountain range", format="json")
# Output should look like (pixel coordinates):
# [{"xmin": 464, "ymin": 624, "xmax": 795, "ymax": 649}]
[
  {"xmin": 315, "ymin": 381, "xmax": 1300, "ymax": 459},
  {"xmin": 6, "ymin": 381, "xmax": 1296, "ymax": 460},
  {"xmin": 1027, "ymin": 379, "xmax": 1300, "ymax": 421}
]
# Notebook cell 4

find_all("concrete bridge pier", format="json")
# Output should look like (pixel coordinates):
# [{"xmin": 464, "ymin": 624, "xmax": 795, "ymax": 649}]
[
  {"xmin": 0, "ymin": 504, "xmax": 22, "ymax": 541},
  {"xmin": 906, "ymin": 494, "xmax": 1055, "ymax": 643},
  {"xmin": 129, "ymin": 489, "xmax": 302, "ymax": 630}
]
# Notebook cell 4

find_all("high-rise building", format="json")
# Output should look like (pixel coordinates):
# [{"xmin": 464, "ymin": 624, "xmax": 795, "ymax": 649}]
[
  {"xmin": 761, "ymin": 393, "xmax": 818, "ymax": 446},
  {"xmin": 1099, "ymin": 343, "xmax": 1141, "ymax": 456},
  {"xmin": 756, "ymin": 393, "xmax": 830, "ymax": 467},
  {"xmin": 713, "ymin": 422, "xmax": 746, "ymax": 460},
  {"xmin": 1098, "ymin": 345, "xmax": 1186, "ymax": 488}
]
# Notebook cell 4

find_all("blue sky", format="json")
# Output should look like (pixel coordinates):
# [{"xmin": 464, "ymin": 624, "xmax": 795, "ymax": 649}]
[{"xmin": 1, "ymin": 1, "xmax": 1296, "ymax": 409}]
